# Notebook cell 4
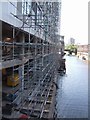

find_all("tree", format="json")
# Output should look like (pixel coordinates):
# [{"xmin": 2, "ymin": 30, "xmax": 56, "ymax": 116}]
[{"xmin": 65, "ymin": 44, "xmax": 77, "ymax": 54}]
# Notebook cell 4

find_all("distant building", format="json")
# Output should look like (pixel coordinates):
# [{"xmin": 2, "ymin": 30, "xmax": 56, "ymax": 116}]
[
  {"xmin": 77, "ymin": 44, "xmax": 90, "ymax": 61},
  {"xmin": 69, "ymin": 38, "xmax": 75, "ymax": 45},
  {"xmin": 77, "ymin": 45, "xmax": 88, "ymax": 53}
]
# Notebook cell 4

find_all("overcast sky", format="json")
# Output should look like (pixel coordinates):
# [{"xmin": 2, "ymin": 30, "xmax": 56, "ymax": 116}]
[{"xmin": 60, "ymin": 0, "xmax": 88, "ymax": 45}]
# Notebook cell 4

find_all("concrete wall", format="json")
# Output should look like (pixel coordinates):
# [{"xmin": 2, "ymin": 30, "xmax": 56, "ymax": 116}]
[{"xmin": 77, "ymin": 45, "xmax": 89, "ymax": 53}]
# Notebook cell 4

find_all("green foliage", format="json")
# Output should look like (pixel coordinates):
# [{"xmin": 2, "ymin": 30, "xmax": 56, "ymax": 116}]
[
  {"xmin": 65, "ymin": 44, "xmax": 77, "ymax": 54},
  {"xmin": 65, "ymin": 44, "xmax": 77, "ymax": 50}
]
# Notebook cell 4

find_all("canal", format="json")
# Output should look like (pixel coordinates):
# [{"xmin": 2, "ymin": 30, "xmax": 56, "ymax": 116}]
[{"xmin": 56, "ymin": 55, "xmax": 88, "ymax": 118}]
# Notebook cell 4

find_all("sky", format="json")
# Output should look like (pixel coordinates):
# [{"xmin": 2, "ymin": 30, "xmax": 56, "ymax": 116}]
[{"xmin": 60, "ymin": 0, "xmax": 89, "ymax": 45}]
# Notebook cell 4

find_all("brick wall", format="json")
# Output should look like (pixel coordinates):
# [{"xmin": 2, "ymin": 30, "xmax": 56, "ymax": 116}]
[{"xmin": 77, "ymin": 45, "xmax": 89, "ymax": 53}]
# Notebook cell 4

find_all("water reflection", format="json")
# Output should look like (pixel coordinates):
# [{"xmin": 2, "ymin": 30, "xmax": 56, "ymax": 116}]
[{"xmin": 56, "ymin": 56, "xmax": 88, "ymax": 118}]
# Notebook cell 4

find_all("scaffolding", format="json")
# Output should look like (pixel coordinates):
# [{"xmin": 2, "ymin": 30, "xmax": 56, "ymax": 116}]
[{"xmin": 1, "ymin": 0, "xmax": 62, "ymax": 118}]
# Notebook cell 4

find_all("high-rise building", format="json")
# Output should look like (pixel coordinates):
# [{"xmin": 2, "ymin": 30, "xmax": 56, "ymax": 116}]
[{"xmin": 69, "ymin": 37, "xmax": 75, "ymax": 45}]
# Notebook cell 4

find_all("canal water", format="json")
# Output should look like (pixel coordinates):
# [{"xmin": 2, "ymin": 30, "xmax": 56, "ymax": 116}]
[{"xmin": 56, "ymin": 55, "xmax": 88, "ymax": 118}]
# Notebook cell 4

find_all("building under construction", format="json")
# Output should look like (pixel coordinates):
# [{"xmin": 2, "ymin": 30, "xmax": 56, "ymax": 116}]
[{"xmin": 0, "ymin": 0, "xmax": 64, "ymax": 119}]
